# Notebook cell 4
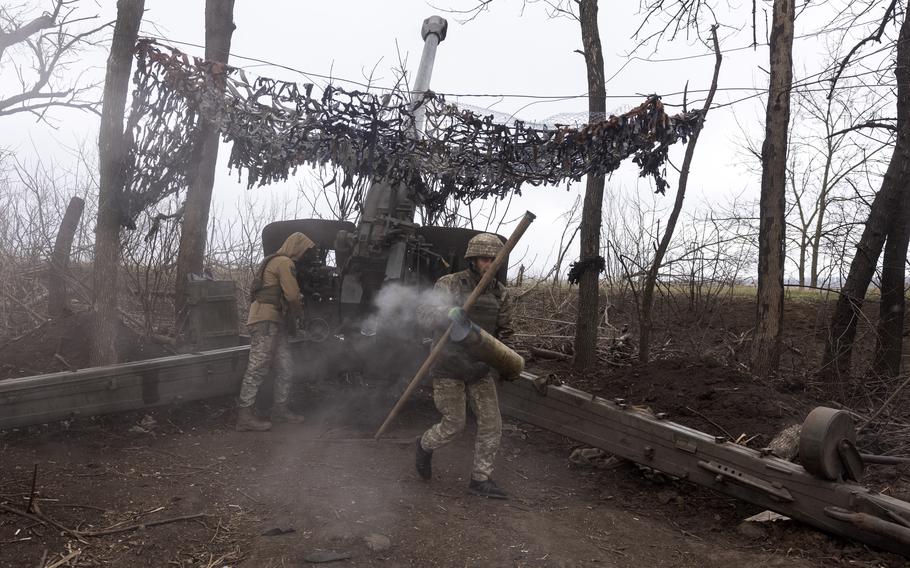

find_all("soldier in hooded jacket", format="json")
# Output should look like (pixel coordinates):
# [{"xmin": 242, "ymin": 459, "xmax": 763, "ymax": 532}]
[
  {"xmin": 236, "ymin": 231, "xmax": 314, "ymax": 432},
  {"xmin": 415, "ymin": 233, "xmax": 514, "ymax": 499}
]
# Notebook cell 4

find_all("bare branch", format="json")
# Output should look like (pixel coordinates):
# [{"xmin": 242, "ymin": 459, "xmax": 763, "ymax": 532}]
[
  {"xmin": 427, "ymin": 0, "xmax": 494, "ymax": 23},
  {"xmin": 829, "ymin": 118, "xmax": 898, "ymax": 138},
  {"xmin": 0, "ymin": 1, "xmax": 110, "ymax": 123},
  {"xmin": 827, "ymin": 0, "xmax": 899, "ymax": 99},
  {"xmin": 0, "ymin": 10, "xmax": 55, "ymax": 57}
]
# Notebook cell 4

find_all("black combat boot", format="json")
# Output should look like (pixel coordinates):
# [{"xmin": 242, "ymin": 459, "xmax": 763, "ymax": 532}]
[
  {"xmin": 468, "ymin": 478, "xmax": 508, "ymax": 499},
  {"xmin": 415, "ymin": 437, "xmax": 433, "ymax": 480},
  {"xmin": 236, "ymin": 407, "xmax": 272, "ymax": 432},
  {"xmin": 272, "ymin": 403, "xmax": 305, "ymax": 423}
]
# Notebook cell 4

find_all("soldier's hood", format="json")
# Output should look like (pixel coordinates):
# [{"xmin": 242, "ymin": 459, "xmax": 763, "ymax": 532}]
[{"xmin": 276, "ymin": 232, "xmax": 315, "ymax": 260}]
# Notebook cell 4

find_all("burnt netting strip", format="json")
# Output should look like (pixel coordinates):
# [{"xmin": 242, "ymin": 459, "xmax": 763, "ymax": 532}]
[{"xmin": 124, "ymin": 40, "xmax": 704, "ymax": 219}]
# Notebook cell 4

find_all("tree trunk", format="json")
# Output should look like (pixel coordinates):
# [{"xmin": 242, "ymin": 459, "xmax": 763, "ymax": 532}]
[
  {"xmin": 174, "ymin": 0, "xmax": 236, "ymax": 318},
  {"xmin": 639, "ymin": 28, "xmax": 722, "ymax": 363},
  {"xmin": 90, "ymin": 0, "xmax": 144, "ymax": 367},
  {"xmin": 873, "ymin": 7, "xmax": 910, "ymax": 378},
  {"xmin": 823, "ymin": 161, "xmax": 905, "ymax": 377},
  {"xmin": 752, "ymin": 0, "xmax": 795, "ymax": 379},
  {"xmin": 874, "ymin": 186, "xmax": 910, "ymax": 377},
  {"xmin": 48, "ymin": 196, "xmax": 85, "ymax": 317},
  {"xmin": 810, "ymin": 117, "xmax": 835, "ymax": 288},
  {"xmin": 573, "ymin": 0, "xmax": 606, "ymax": 370},
  {"xmin": 822, "ymin": 5, "xmax": 910, "ymax": 379}
]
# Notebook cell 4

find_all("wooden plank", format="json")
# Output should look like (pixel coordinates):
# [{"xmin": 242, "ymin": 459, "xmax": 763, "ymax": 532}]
[
  {"xmin": 498, "ymin": 376, "xmax": 910, "ymax": 557},
  {"xmin": 0, "ymin": 347, "xmax": 249, "ymax": 430}
]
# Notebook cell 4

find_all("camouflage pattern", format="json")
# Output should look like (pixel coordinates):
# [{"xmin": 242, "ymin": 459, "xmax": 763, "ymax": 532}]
[
  {"xmin": 416, "ymin": 268, "xmax": 514, "ymax": 339},
  {"xmin": 417, "ymin": 265, "xmax": 514, "ymax": 482},
  {"xmin": 417, "ymin": 268, "xmax": 514, "ymax": 381},
  {"xmin": 420, "ymin": 376, "xmax": 502, "ymax": 482},
  {"xmin": 238, "ymin": 321, "xmax": 294, "ymax": 408},
  {"xmin": 464, "ymin": 233, "xmax": 504, "ymax": 259}
]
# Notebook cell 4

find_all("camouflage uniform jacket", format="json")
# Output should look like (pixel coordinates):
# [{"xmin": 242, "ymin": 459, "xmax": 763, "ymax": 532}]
[
  {"xmin": 418, "ymin": 268, "xmax": 515, "ymax": 382},
  {"xmin": 247, "ymin": 232, "xmax": 314, "ymax": 326}
]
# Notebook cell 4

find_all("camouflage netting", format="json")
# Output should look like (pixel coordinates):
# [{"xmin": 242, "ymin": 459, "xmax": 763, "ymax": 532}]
[{"xmin": 123, "ymin": 40, "xmax": 704, "ymax": 219}]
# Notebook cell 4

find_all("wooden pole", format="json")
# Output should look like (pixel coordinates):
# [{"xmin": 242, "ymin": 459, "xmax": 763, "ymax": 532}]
[{"xmin": 374, "ymin": 211, "xmax": 536, "ymax": 439}]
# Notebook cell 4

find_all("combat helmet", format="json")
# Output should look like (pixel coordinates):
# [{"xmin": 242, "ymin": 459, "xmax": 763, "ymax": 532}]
[{"xmin": 464, "ymin": 233, "xmax": 503, "ymax": 260}]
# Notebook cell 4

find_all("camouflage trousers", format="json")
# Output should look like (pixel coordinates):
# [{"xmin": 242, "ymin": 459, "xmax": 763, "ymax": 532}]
[
  {"xmin": 238, "ymin": 321, "xmax": 294, "ymax": 408},
  {"xmin": 420, "ymin": 376, "xmax": 502, "ymax": 482}
]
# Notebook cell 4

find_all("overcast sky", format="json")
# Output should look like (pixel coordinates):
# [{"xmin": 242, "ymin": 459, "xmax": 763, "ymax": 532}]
[{"xmin": 0, "ymin": 0, "xmax": 889, "ymax": 274}]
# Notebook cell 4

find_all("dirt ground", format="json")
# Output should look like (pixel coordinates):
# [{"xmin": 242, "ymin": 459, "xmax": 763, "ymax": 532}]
[
  {"xmin": 1, "ymin": 295, "xmax": 909, "ymax": 566},
  {"xmin": 0, "ymin": 390, "xmax": 905, "ymax": 568},
  {"xmin": 0, "ymin": 312, "xmax": 173, "ymax": 381}
]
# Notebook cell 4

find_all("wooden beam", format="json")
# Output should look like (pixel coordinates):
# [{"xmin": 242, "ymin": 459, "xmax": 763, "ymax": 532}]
[
  {"xmin": 0, "ymin": 347, "xmax": 248, "ymax": 430},
  {"xmin": 498, "ymin": 375, "xmax": 910, "ymax": 557}
]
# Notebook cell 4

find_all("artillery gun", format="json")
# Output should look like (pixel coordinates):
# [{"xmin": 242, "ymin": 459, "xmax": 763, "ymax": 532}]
[
  {"xmin": 3, "ymin": 14, "xmax": 909, "ymax": 558},
  {"xmin": 257, "ymin": 17, "xmax": 509, "ymax": 387}
]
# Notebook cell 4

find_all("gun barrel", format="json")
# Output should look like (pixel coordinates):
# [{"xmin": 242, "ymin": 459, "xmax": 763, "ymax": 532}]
[{"xmin": 410, "ymin": 16, "xmax": 448, "ymax": 134}]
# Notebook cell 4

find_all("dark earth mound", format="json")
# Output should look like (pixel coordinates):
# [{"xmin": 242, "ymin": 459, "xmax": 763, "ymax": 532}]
[{"xmin": 0, "ymin": 311, "xmax": 173, "ymax": 380}]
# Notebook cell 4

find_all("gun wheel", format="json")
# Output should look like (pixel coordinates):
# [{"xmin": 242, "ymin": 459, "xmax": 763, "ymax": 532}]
[{"xmin": 799, "ymin": 406, "xmax": 862, "ymax": 481}]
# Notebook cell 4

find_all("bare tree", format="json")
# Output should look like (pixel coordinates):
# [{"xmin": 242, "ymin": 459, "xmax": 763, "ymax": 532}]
[
  {"xmin": 571, "ymin": 0, "xmax": 607, "ymax": 370},
  {"xmin": 822, "ymin": 2, "xmax": 910, "ymax": 379},
  {"xmin": 751, "ymin": 0, "xmax": 795, "ymax": 379},
  {"xmin": 90, "ymin": 0, "xmax": 144, "ymax": 366},
  {"xmin": 0, "ymin": 0, "xmax": 110, "ymax": 122},
  {"xmin": 298, "ymin": 166, "xmax": 367, "ymax": 224},
  {"xmin": 873, "ymin": 4, "xmax": 910, "ymax": 377},
  {"xmin": 174, "ymin": 0, "xmax": 236, "ymax": 319},
  {"xmin": 47, "ymin": 195, "xmax": 84, "ymax": 316},
  {"xmin": 638, "ymin": 26, "xmax": 722, "ymax": 363},
  {"xmin": 784, "ymin": 79, "xmax": 892, "ymax": 288}
]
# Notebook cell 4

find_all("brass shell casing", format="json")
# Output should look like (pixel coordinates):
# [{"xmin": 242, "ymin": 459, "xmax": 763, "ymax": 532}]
[{"xmin": 450, "ymin": 320, "xmax": 524, "ymax": 380}]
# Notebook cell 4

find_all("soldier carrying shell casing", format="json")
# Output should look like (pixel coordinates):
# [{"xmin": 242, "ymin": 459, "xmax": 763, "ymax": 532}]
[{"xmin": 415, "ymin": 233, "xmax": 515, "ymax": 499}]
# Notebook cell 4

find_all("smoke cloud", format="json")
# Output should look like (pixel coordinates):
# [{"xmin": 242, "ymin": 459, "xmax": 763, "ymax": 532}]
[{"xmin": 359, "ymin": 282, "xmax": 453, "ymax": 338}]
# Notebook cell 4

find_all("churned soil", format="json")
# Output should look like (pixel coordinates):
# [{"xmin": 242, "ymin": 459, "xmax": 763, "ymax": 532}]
[
  {"xmin": 1, "ymin": 394, "xmax": 903, "ymax": 568},
  {"xmin": 0, "ymin": 295, "xmax": 908, "ymax": 565},
  {"xmin": 0, "ymin": 312, "xmax": 173, "ymax": 380},
  {"xmin": 534, "ymin": 356, "xmax": 808, "ymax": 449}
]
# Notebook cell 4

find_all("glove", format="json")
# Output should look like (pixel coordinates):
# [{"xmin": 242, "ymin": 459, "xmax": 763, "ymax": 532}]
[
  {"xmin": 447, "ymin": 307, "xmax": 468, "ymax": 324},
  {"xmin": 285, "ymin": 314, "xmax": 299, "ymax": 337}
]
